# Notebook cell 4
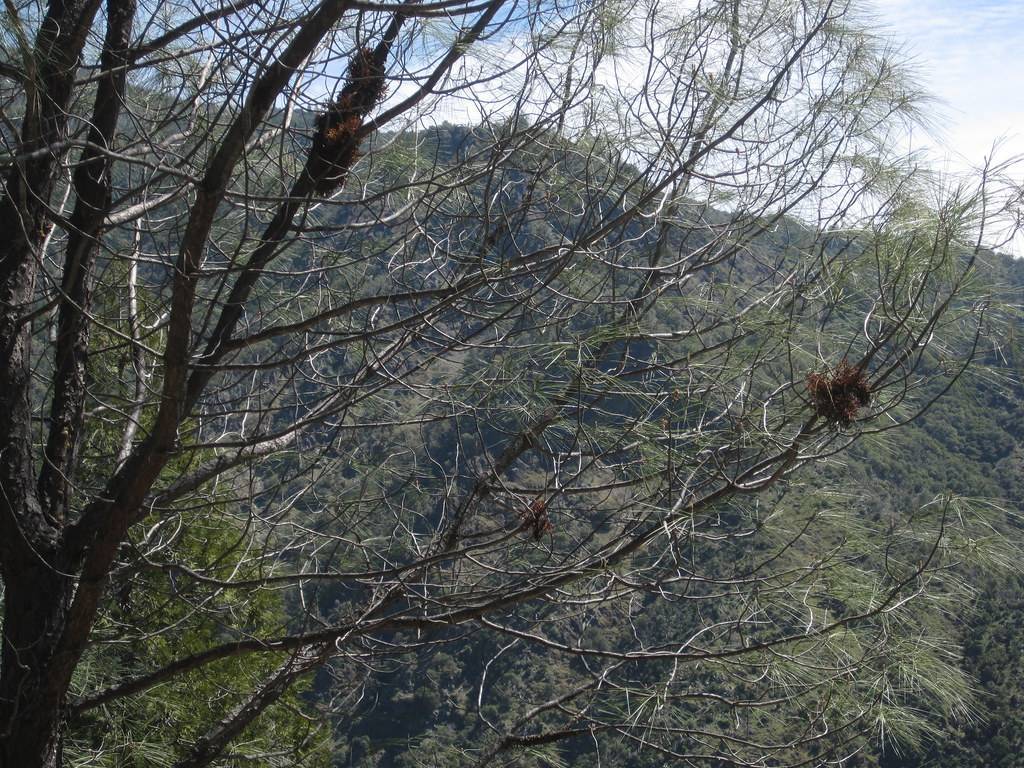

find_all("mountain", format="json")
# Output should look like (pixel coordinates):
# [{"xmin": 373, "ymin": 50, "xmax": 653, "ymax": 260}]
[{"xmin": 65, "ymin": 122, "xmax": 1024, "ymax": 768}]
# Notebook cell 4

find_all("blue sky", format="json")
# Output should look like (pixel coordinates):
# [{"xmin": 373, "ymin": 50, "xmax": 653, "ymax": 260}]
[{"xmin": 872, "ymin": 0, "xmax": 1024, "ymax": 169}]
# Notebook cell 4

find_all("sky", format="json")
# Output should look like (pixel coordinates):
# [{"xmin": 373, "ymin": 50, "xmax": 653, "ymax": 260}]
[
  {"xmin": 871, "ymin": 0, "xmax": 1024, "ymax": 175},
  {"xmin": 386, "ymin": 0, "xmax": 1024, "ymax": 250},
  {"xmin": 869, "ymin": 0, "xmax": 1024, "ymax": 253}
]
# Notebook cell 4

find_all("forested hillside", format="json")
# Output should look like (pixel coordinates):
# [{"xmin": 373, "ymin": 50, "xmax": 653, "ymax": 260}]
[
  {"xmin": 862, "ymin": 255, "xmax": 1024, "ymax": 768},
  {"xmin": 298, "ymin": 145, "xmax": 1024, "ymax": 765},
  {"xmin": 49, "ymin": 120, "xmax": 1024, "ymax": 766}
]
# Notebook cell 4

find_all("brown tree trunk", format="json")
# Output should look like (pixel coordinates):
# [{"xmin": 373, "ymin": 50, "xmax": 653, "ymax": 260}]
[
  {"xmin": 0, "ymin": 209, "xmax": 70, "ymax": 768},
  {"xmin": 0, "ymin": 0, "xmax": 126, "ymax": 762},
  {"xmin": 0, "ymin": 558, "xmax": 73, "ymax": 768}
]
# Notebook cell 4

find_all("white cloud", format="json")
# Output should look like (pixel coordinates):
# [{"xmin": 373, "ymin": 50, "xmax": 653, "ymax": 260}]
[
  {"xmin": 870, "ymin": 0, "xmax": 1024, "ymax": 163},
  {"xmin": 868, "ymin": 0, "xmax": 1024, "ymax": 253}
]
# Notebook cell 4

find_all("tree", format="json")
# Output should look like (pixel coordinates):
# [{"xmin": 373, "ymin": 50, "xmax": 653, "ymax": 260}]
[{"xmin": 0, "ymin": 0, "xmax": 1018, "ymax": 765}]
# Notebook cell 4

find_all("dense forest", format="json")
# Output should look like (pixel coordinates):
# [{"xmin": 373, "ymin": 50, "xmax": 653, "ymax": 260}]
[
  {"xmin": 64, "ymin": 125, "xmax": 1024, "ymax": 767},
  {"xmin": 293, "ymin": 140, "xmax": 1024, "ymax": 767}
]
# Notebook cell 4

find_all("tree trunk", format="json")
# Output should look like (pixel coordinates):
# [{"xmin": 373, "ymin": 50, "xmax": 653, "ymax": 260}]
[
  {"xmin": 0, "ymin": 558, "xmax": 73, "ymax": 768},
  {"xmin": 0, "ymin": 226, "xmax": 70, "ymax": 768}
]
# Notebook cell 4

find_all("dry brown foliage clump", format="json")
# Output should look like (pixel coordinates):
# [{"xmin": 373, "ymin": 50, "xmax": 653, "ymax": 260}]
[
  {"xmin": 520, "ymin": 498, "xmax": 554, "ymax": 541},
  {"xmin": 309, "ymin": 46, "xmax": 389, "ymax": 193},
  {"xmin": 806, "ymin": 358, "xmax": 872, "ymax": 428}
]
